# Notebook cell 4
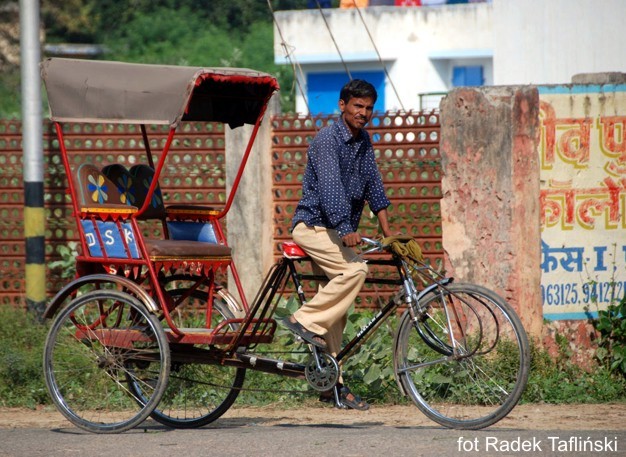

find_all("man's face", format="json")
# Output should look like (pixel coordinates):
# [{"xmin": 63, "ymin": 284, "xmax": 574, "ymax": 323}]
[{"xmin": 339, "ymin": 96, "xmax": 375, "ymax": 136}]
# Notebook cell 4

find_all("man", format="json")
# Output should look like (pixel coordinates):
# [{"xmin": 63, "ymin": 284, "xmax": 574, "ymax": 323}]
[{"xmin": 283, "ymin": 79, "xmax": 392, "ymax": 410}]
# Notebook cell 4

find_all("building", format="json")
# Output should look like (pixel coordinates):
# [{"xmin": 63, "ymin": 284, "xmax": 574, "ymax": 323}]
[{"xmin": 273, "ymin": 0, "xmax": 626, "ymax": 113}]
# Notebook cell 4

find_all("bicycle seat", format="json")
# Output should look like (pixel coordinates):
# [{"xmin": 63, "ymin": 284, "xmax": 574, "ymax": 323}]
[{"xmin": 282, "ymin": 241, "xmax": 308, "ymax": 259}]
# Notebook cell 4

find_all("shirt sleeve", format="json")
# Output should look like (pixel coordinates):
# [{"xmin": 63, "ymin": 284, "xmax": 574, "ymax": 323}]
[{"xmin": 308, "ymin": 135, "xmax": 354, "ymax": 237}]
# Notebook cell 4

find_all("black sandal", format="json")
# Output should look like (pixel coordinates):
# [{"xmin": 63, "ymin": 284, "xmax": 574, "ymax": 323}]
[
  {"xmin": 319, "ymin": 384, "xmax": 370, "ymax": 411},
  {"xmin": 282, "ymin": 316, "xmax": 327, "ymax": 349}
]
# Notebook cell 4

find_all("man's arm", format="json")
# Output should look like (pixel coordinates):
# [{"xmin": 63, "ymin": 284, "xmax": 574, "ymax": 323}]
[
  {"xmin": 376, "ymin": 208, "xmax": 392, "ymax": 238},
  {"xmin": 342, "ymin": 208, "xmax": 391, "ymax": 247}
]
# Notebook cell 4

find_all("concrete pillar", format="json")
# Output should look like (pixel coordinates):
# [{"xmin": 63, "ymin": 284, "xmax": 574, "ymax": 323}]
[
  {"xmin": 225, "ymin": 95, "xmax": 281, "ymax": 306},
  {"xmin": 439, "ymin": 86, "xmax": 543, "ymax": 338}
]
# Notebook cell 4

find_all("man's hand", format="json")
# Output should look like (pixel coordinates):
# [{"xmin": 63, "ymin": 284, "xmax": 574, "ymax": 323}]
[{"xmin": 342, "ymin": 232, "xmax": 362, "ymax": 247}]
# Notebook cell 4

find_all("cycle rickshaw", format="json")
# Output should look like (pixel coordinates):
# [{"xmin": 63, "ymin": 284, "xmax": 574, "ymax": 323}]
[{"xmin": 40, "ymin": 58, "xmax": 530, "ymax": 434}]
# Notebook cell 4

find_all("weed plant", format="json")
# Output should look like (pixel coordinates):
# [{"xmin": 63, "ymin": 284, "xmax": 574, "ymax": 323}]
[{"xmin": 593, "ymin": 294, "xmax": 626, "ymax": 377}]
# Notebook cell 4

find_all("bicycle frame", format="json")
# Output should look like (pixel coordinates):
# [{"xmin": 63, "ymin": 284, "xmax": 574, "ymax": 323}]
[{"xmin": 211, "ymin": 244, "xmax": 453, "ymax": 378}]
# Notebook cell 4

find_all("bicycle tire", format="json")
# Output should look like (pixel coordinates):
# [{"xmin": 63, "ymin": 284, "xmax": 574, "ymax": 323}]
[
  {"xmin": 394, "ymin": 283, "xmax": 530, "ymax": 430},
  {"xmin": 43, "ymin": 290, "xmax": 170, "ymax": 433},
  {"xmin": 127, "ymin": 287, "xmax": 245, "ymax": 428}
]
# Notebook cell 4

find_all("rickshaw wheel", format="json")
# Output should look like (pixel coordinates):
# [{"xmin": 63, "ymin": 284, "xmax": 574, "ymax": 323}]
[
  {"xmin": 127, "ymin": 287, "xmax": 245, "ymax": 428},
  {"xmin": 43, "ymin": 290, "xmax": 170, "ymax": 434}
]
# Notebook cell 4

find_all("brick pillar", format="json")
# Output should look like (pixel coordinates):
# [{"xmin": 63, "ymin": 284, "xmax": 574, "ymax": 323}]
[{"xmin": 439, "ymin": 86, "xmax": 543, "ymax": 338}]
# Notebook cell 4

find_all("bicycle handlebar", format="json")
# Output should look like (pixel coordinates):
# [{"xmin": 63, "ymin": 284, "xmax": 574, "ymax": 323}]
[
  {"xmin": 360, "ymin": 236, "xmax": 382, "ymax": 248},
  {"xmin": 351, "ymin": 236, "xmax": 384, "ymax": 260}
]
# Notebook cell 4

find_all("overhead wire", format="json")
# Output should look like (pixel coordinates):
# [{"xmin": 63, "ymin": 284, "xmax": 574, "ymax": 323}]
[
  {"xmin": 268, "ymin": 1, "xmax": 408, "ymax": 115},
  {"xmin": 350, "ymin": 0, "xmax": 407, "ymax": 112},
  {"xmin": 313, "ymin": 0, "xmax": 352, "ymax": 80}
]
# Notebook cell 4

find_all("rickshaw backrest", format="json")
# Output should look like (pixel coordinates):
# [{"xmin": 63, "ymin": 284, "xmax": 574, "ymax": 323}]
[
  {"xmin": 102, "ymin": 163, "xmax": 220, "ymax": 244},
  {"xmin": 76, "ymin": 163, "xmax": 129, "ymax": 207},
  {"xmin": 101, "ymin": 164, "xmax": 137, "ymax": 208},
  {"xmin": 129, "ymin": 165, "xmax": 167, "ymax": 219},
  {"xmin": 101, "ymin": 163, "xmax": 166, "ymax": 220}
]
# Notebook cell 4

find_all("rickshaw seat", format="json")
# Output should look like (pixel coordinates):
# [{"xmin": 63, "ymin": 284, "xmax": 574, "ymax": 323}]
[
  {"xmin": 129, "ymin": 164, "xmax": 224, "ymax": 243},
  {"xmin": 130, "ymin": 164, "xmax": 222, "ymax": 220},
  {"xmin": 77, "ymin": 163, "xmax": 232, "ymax": 261},
  {"xmin": 143, "ymin": 238, "xmax": 231, "ymax": 259},
  {"xmin": 102, "ymin": 163, "xmax": 145, "ymax": 215},
  {"xmin": 103, "ymin": 164, "xmax": 223, "ymax": 241}
]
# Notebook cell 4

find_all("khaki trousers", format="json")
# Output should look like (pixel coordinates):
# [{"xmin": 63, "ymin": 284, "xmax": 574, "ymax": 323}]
[{"xmin": 292, "ymin": 223, "xmax": 368, "ymax": 358}]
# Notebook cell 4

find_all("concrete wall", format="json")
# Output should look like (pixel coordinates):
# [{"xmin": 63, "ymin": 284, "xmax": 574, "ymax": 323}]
[
  {"xmin": 538, "ymin": 81, "xmax": 626, "ymax": 321},
  {"xmin": 439, "ymin": 86, "xmax": 543, "ymax": 337},
  {"xmin": 493, "ymin": 0, "xmax": 626, "ymax": 85}
]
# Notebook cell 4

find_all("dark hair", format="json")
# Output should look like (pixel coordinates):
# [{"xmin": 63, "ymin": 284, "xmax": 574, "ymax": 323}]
[{"xmin": 339, "ymin": 79, "xmax": 378, "ymax": 104}]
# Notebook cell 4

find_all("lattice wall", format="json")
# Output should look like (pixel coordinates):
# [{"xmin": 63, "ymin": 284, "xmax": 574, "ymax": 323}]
[
  {"xmin": 0, "ymin": 112, "xmax": 441, "ymax": 308},
  {"xmin": 271, "ymin": 111, "xmax": 442, "ymax": 307},
  {"xmin": 0, "ymin": 121, "xmax": 226, "ymax": 305}
]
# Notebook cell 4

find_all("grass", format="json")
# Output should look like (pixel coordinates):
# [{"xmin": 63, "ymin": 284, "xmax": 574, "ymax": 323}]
[{"xmin": 2, "ymin": 304, "xmax": 625, "ymax": 409}]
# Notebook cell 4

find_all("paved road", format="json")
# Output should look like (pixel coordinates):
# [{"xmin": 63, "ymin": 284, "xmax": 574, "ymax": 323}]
[{"xmin": 1, "ymin": 416, "xmax": 625, "ymax": 457}]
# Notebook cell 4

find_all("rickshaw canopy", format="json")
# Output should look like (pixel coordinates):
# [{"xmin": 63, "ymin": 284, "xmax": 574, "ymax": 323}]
[{"xmin": 40, "ymin": 58, "xmax": 279, "ymax": 128}]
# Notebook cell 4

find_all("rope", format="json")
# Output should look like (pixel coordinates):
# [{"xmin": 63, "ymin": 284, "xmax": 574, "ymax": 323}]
[{"xmin": 382, "ymin": 236, "xmax": 424, "ymax": 263}]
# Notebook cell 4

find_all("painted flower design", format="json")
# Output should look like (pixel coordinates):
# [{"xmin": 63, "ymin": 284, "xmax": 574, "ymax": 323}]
[
  {"xmin": 115, "ymin": 174, "xmax": 135, "ymax": 205},
  {"xmin": 87, "ymin": 174, "xmax": 109, "ymax": 204}
]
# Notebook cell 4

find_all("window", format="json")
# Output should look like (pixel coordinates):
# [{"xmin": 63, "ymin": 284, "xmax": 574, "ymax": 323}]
[
  {"xmin": 307, "ymin": 71, "xmax": 385, "ymax": 115},
  {"xmin": 452, "ymin": 65, "xmax": 484, "ymax": 87}
]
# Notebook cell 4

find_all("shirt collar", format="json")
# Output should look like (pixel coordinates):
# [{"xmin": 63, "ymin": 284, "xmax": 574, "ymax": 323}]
[{"xmin": 337, "ymin": 116, "xmax": 363, "ymax": 144}]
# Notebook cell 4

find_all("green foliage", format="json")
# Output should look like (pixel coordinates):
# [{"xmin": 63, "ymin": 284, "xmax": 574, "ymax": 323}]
[
  {"xmin": 593, "ymin": 294, "xmax": 626, "ymax": 376},
  {"xmin": 522, "ymin": 336, "xmax": 626, "ymax": 403},
  {"xmin": 100, "ymin": 6, "xmax": 293, "ymax": 109},
  {"xmin": 0, "ymin": 67, "xmax": 21, "ymax": 119},
  {"xmin": 0, "ymin": 307, "xmax": 49, "ymax": 408},
  {"xmin": 102, "ymin": 7, "xmax": 221, "ymax": 66},
  {"xmin": 340, "ymin": 309, "xmax": 403, "ymax": 404},
  {"xmin": 41, "ymin": 0, "xmax": 99, "ymax": 43},
  {"xmin": 48, "ymin": 242, "xmax": 79, "ymax": 281}
]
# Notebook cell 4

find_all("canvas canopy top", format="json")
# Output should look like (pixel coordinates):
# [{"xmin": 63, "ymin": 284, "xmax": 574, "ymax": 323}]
[{"xmin": 40, "ymin": 58, "xmax": 279, "ymax": 128}]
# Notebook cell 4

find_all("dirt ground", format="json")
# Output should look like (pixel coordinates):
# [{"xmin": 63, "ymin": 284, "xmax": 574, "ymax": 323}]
[{"xmin": 2, "ymin": 403, "xmax": 626, "ymax": 431}]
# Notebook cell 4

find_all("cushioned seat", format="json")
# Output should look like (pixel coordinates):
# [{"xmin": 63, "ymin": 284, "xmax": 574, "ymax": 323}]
[{"xmin": 144, "ymin": 238, "xmax": 231, "ymax": 259}]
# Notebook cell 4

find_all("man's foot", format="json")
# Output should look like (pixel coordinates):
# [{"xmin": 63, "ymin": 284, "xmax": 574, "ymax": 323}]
[
  {"xmin": 319, "ymin": 384, "xmax": 370, "ymax": 411},
  {"xmin": 282, "ymin": 316, "xmax": 327, "ymax": 349}
]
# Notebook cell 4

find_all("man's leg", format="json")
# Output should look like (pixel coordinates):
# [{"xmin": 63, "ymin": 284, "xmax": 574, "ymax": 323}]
[{"xmin": 291, "ymin": 224, "xmax": 368, "ymax": 353}]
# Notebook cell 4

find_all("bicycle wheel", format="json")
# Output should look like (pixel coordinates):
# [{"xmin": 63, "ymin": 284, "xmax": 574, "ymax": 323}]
[
  {"xmin": 43, "ymin": 290, "xmax": 170, "ymax": 433},
  {"xmin": 394, "ymin": 283, "xmax": 530, "ymax": 430},
  {"xmin": 128, "ymin": 287, "xmax": 246, "ymax": 428}
]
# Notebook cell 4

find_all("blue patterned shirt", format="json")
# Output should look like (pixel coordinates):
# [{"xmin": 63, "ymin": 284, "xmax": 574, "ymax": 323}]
[{"xmin": 292, "ymin": 117, "xmax": 390, "ymax": 238}]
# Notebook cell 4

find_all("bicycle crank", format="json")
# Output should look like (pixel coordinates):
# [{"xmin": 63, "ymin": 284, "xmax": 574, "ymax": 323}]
[{"xmin": 304, "ymin": 347, "xmax": 340, "ymax": 391}]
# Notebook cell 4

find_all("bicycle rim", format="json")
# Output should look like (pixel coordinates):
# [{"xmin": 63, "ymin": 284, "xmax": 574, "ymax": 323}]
[
  {"xmin": 394, "ymin": 283, "xmax": 530, "ymax": 430},
  {"xmin": 43, "ymin": 290, "xmax": 170, "ymax": 433}
]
